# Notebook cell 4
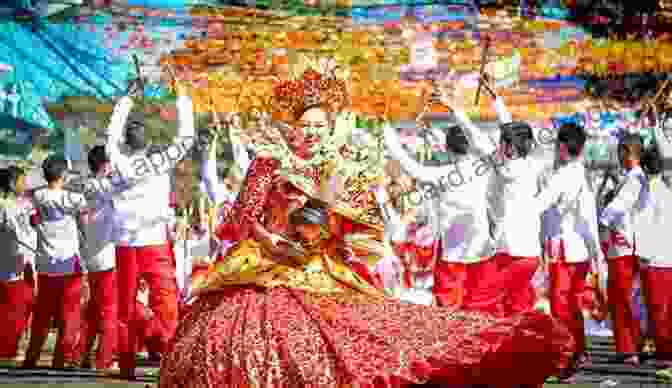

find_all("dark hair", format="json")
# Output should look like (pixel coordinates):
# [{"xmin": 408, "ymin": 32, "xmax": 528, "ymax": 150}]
[
  {"xmin": 0, "ymin": 168, "xmax": 10, "ymax": 195},
  {"xmin": 88, "ymin": 145, "xmax": 109, "ymax": 174},
  {"xmin": 445, "ymin": 124, "xmax": 469, "ymax": 155},
  {"xmin": 290, "ymin": 200, "xmax": 329, "ymax": 225},
  {"xmin": 617, "ymin": 133, "xmax": 643, "ymax": 162},
  {"xmin": 641, "ymin": 145, "xmax": 663, "ymax": 176},
  {"xmin": 0, "ymin": 166, "xmax": 26, "ymax": 196},
  {"xmin": 42, "ymin": 156, "xmax": 68, "ymax": 183},
  {"xmin": 500, "ymin": 121, "xmax": 535, "ymax": 158},
  {"xmin": 557, "ymin": 123, "xmax": 587, "ymax": 157},
  {"xmin": 295, "ymin": 104, "xmax": 334, "ymax": 125}
]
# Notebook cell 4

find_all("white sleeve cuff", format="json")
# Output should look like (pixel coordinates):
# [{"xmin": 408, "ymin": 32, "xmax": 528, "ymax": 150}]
[
  {"xmin": 494, "ymin": 97, "xmax": 512, "ymax": 124},
  {"xmin": 176, "ymin": 95, "xmax": 195, "ymax": 138}
]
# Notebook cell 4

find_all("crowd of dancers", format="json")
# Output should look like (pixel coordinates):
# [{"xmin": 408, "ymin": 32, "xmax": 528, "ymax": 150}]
[{"xmin": 0, "ymin": 61, "xmax": 670, "ymax": 387}]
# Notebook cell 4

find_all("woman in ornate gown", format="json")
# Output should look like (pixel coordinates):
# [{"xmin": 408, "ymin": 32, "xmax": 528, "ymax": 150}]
[{"xmin": 160, "ymin": 60, "xmax": 575, "ymax": 387}]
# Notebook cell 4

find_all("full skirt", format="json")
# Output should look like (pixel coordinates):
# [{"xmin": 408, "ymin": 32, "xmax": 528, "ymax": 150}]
[{"xmin": 161, "ymin": 285, "xmax": 574, "ymax": 388}]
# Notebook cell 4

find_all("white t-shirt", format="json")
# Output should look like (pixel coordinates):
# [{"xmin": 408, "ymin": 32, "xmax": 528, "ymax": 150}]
[
  {"xmin": 69, "ymin": 177, "xmax": 117, "ymax": 272},
  {"xmin": 0, "ymin": 197, "xmax": 37, "ymax": 281},
  {"xmin": 535, "ymin": 161, "xmax": 603, "ymax": 263},
  {"xmin": 635, "ymin": 177, "xmax": 672, "ymax": 267},
  {"xmin": 32, "ymin": 187, "xmax": 87, "ymax": 274},
  {"xmin": 489, "ymin": 152, "xmax": 549, "ymax": 258}
]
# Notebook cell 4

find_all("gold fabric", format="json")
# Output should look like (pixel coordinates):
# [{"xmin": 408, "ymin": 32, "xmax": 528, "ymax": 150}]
[{"xmin": 193, "ymin": 239, "xmax": 384, "ymax": 298}]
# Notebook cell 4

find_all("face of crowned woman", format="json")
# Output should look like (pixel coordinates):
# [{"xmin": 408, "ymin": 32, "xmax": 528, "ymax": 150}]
[
  {"xmin": 292, "ymin": 107, "xmax": 329, "ymax": 157},
  {"xmin": 295, "ymin": 223, "xmax": 322, "ymax": 244}
]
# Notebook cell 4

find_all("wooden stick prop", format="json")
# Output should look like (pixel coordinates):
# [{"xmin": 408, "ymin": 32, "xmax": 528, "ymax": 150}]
[
  {"xmin": 132, "ymin": 55, "xmax": 145, "ymax": 97},
  {"xmin": 479, "ymin": 74, "xmax": 496, "ymax": 99},
  {"xmin": 208, "ymin": 105, "xmax": 220, "ymax": 243},
  {"xmin": 474, "ymin": 36, "xmax": 491, "ymax": 106},
  {"xmin": 164, "ymin": 64, "xmax": 180, "ymax": 94},
  {"xmin": 642, "ymin": 78, "xmax": 671, "ymax": 117}
]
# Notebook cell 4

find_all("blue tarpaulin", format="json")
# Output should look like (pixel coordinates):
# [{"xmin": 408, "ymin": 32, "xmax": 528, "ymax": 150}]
[{"xmin": 0, "ymin": 21, "xmax": 130, "ymax": 130}]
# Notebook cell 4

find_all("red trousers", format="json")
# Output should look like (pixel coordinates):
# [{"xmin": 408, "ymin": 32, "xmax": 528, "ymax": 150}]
[
  {"xmin": 434, "ymin": 255, "xmax": 538, "ymax": 317},
  {"xmin": 642, "ymin": 266, "xmax": 672, "ymax": 360},
  {"xmin": 24, "ymin": 274, "xmax": 82, "ymax": 368},
  {"xmin": 79, "ymin": 270, "xmax": 118, "ymax": 369},
  {"xmin": 608, "ymin": 255, "xmax": 641, "ymax": 355},
  {"xmin": 115, "ymin": 244, "xmax": 178, "ymax": 372},
  {"xmin": 494, "ymin": 254, "xmax": 539, "ymax": 314},
  {"xmin": 134, "ymin": 301, "xmax": 163, "ymax": 354},
  {"xmin": 549, "ymin": 261, "xmax": 590, "ymax": 355},
  {"xmin": 0, "ymin": 277, "xmax": 34, "ymax": 358}
]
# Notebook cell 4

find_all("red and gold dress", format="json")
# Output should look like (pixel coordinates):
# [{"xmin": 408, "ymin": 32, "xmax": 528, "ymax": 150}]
[{"xmin": 160, "ymin": 156, "xmax": 575, "ymax": 387}]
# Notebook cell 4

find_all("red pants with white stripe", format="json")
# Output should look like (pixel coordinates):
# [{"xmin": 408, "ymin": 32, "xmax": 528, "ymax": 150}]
[
  {"xmin": 115, "ymin": 245, "xmax": 178, "ymax": 373},
  {"xmin": 642, "ymin": 266, "xmax": 672, "ymax": 361},
  {"xmin": 549, "ymin": 261, "xmax": 590, "ymax": 356},
  {"xmin": 608, "ymin": 255, "xmax": 641, "ymax": 355},
  {"xmin": 79, "ymin": 270, "xmax": 118, "ymax": 369},
  {"xmin": 24, "ymin": 274, "xmax": 82, "ymax": 368},
  {"xmin": 434, "ymin": 255, "xmax": 538, "ymax": 317},
  {"xmin": 0, "ymin": 276, "xmax": 34, "ymax": 358}
]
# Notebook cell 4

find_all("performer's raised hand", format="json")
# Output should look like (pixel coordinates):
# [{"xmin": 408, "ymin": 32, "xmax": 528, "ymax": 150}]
[
  {"xmin": 437, "ymin": 74, "xmax": 468, "ymax": 112},
  {"xmin": 653, "ymin": 112, "xmax": 672, "ymax": 159},
  {"xmin": 127, "ymin": 77, "xmax": 143, "ymax": 99},
  {"xmin": 166, "ymin": 65, "xmax": 189, "ymax": 96}
]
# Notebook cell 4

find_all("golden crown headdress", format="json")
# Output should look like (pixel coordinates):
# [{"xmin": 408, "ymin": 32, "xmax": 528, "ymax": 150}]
[{"xmin": 272, "ymin": 56, "xmax": 350, "ymax": 119}]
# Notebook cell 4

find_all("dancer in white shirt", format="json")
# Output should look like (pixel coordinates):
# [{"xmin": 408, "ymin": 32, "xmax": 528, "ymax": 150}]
[
  {"xmin": 24, "ymin": 156, "xmax": 90, "ymax": 370},
  {"xmin": 105, "ymin": 75, "xmax": 195, "ymax": 379},
  {"xmin": 384, "ymin": 75, "xmax": 510, "ymax": 311},
  {"xmin": 534, "ymin": 122, "xmax": 604, "ymax": 376},
  {"xmin": 474, "ymin": 76, "xmax": 548, "ymax": 315},
  {"xmin": 0, "ymin": 166, "xmax": 36, "ymax": 360},
  {"xmin": 639, "ymin": 120, "xmax": 672, "ymax": 370},
  {"xmin": 599, "ymin": 132, "xmax": 651, "ymax": 366},
  {"xmin": 75, "ymin": 145, "xmax": 119, "ymax": 372},
  {"xmin": 374, "ymin": 169, "xmax": 437, "ymax": 304}
]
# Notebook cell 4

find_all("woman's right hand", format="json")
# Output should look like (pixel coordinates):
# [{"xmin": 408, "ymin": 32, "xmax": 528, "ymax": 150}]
[
  {"xmin": 261, "ymin": 231, "xmax": 291, "ymax": 258},
  {"xmin": 653, "ymin": 114, "xmax": 672, "ymax": 158}
]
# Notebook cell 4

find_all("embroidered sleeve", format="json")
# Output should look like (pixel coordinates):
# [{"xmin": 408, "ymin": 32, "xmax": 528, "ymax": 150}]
[{"xmin": 225, "ymin": 156, "xmax": 280, "ymax": 240}]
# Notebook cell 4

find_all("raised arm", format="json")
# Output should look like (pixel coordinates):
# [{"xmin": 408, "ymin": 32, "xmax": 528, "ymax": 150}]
[
  {"xmin": 652, "ymin": 117, "xmax": 672, "ymax": 185},
  {"xmin": 442, "ymin": 76, "xmax": 505, "ymax": 158},
  {"xmin": 105, "ymin": 96, "xmax": 134, "ymax": 172},
  {"xmin": 157, "ymin": 87, "xmax": 196, "ymax": 174},
  {"xmin": 176, "ymin": 89, "xmax": 195, "ymax": 140},
  {"xmin": 451, "ymin": 98, "xmax": 507, "ymax": 158},
  {"xmin": 232, "ymin": 139, "xmax": 253, "ymax": 176},
  {"xmin": 383, "ymin": 123, "xmax": 456, "ymax": 182},
  {"xmin": 200, "ymin": 134, "xmax": 232, "ymax": 205}
]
